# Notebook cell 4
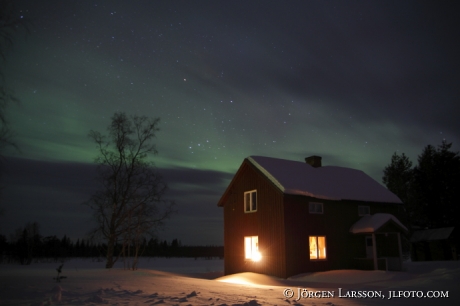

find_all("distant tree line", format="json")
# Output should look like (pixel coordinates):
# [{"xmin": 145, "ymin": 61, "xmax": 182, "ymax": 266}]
[
  {"xmin": 144, "ymin": 238, "xmax": 224, "ymax": 259},
  {"xmin": 0, "ymin": 223, "xmax": 223, "ymax": 265}
]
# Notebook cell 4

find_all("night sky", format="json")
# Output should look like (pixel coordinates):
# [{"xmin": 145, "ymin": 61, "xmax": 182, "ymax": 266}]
[{"xmin": 1, "ymin": 1, "xmax": 459, "ymax": 245}]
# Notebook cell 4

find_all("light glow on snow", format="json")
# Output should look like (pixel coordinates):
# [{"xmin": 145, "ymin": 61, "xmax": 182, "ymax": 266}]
[
  {"xmin": 217, "ymin": 275, "xmax": 256, "ymax": 285},
  {"xmin": 1, "ymin": 258, "xmax": 460, "ymax": 305}
]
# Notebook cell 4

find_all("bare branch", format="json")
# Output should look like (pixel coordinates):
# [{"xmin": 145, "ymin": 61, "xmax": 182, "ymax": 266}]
[{"xmin": 85, "ymin": 112, "xmax": 175, "ymax": 269}]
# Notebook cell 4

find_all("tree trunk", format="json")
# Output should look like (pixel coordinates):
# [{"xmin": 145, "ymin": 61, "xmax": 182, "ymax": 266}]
[
  {"xmin": 132, "ymin": 238, "xmax": 140, "ymax": 270},
  {"xmin": 105, "ymin": 235, "xmax": 115, "ymax": 268}
]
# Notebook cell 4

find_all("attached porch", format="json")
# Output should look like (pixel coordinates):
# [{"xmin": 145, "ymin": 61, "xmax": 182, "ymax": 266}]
[{"xmin": 349, "ymin": 213, "xmax": 408, "ymax": 271}]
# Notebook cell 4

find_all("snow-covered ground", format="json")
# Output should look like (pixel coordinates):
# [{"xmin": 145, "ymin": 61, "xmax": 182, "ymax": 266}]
[{"xmin": 0, "ymin": 258, "xmax": 459, "ymax": 305}]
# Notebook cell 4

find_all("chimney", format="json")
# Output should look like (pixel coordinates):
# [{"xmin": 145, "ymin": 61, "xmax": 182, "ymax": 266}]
[{"xmin": 305, "ymin": 155, "xmax": 322, "ymax": 168}]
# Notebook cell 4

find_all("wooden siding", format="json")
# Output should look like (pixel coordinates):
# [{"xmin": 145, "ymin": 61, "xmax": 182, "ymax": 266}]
[
  {"xmin": 220, "ymin": 158, "xmax": 405, "ymax": 278},
  {"xmin": 222, "ymin": 160, "xmax": 287, "ymax": 278},
  {"xmin": 283, "ymin": 195, "xmax": 402, "ymax": 277}
]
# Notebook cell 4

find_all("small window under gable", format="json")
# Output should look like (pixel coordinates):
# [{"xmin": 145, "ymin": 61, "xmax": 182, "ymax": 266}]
[
  {"xmin": 309, "ymin": 236, "xmax": 327, "ymax": 260},
  {"xmin": 358, "ymin": 205, "xmax": 370, "ymax": 216},
  {"xmin": 309, "ymin": 202, "xmax": 323, "ymax": 214},
  {"xmin": 244, "ymin": 190, "xmax": 257, "ymax": 213}
]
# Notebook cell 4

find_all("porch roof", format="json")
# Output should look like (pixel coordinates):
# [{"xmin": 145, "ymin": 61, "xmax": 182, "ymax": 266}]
[{"xmin": 349, "ymin": 213, "xmax": 408, "ymax": 234}]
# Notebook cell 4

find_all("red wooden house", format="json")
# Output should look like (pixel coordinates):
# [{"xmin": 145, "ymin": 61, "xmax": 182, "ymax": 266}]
[{"xmin": 218, "ymin": 155, "xmax": 408, "ymax": 278}]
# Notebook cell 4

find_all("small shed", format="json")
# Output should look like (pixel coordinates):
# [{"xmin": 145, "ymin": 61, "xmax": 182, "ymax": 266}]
[{"xmin": 411, "ymin": 227, "xmax": 457, "ymax": 261}]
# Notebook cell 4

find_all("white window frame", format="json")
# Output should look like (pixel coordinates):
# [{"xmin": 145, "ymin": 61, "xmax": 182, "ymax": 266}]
[
  {"xmin": 358, "ymin": 205, "xmax": 370, "ymax": 216},
  {"xmin": 309, "ymin": 236, "xmax": 327, "ymax": 260},
  {"xmin": 309, "ymin": 202, "xmax": 323, "ymax": 214},
  {"xmin": 244, "ymin": 190, "xmax": 257, "ymax": 213}
]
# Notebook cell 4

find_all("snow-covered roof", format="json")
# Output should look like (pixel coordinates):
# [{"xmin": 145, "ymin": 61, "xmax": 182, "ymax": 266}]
[
  {"xmin": 411, "ymin": 227, "xmax": 455, "ymax": 243},
  {"xmin": 349, "ymin": 213, "xmax": 408, "ymax": 234},
  {"xmin": 247, "ymin": 156, "xmax": 402, "ymax": 204}
]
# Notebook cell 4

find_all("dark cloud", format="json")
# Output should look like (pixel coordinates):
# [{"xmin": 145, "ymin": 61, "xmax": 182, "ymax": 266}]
[
  {"xmin": 0, "ymin": 157, "xmax": 229, "ymax": 244},
  {"xmin": 1, "ymin": 0, "xmax": 459, "ymax": 245},
  {"xmin": 162, "ymin": 166, "xmax": 234, "ymax": 189}
]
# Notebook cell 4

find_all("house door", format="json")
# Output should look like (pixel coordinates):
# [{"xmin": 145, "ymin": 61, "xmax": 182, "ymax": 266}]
[{"xmin": 365, "ymin": 236, "xmax": 374, "ymax": 258}]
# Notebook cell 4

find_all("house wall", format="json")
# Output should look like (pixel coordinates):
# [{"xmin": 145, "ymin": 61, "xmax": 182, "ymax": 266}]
[
  {"xmin": 283, "ymin": 195, "xmax": 401, "ymax": 277},
  {"xmin": 220, "ymin": 159, "xmax": 404, "ymax": 278},
  {"xmin": 222, "ymin": 161, "xmax": 287, "ymax": 278}
]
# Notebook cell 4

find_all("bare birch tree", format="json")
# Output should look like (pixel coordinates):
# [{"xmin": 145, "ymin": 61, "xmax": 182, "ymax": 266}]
[{"xmin": 87, "ymin": 112, "xmax": 175, "ymax": 269}]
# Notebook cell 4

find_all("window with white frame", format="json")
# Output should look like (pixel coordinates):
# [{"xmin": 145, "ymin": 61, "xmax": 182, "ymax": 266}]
[
  {"xmin": 244, "ymin": 236, "xmax": 261, "ymax": 261},
  {"xmin": 358, "ymin": 205, "xmax": 370, "ymax": 216},
  {"xmin": 309, "ymin": 236, "xmax": 327, "ymax": 260},
  {"xmin": 244, "ymin": 190, "xmax": 257, "ymax": 213},
  {"xmin": 309, "ymin": 202, "xmax": 323, "ymax": 214}
]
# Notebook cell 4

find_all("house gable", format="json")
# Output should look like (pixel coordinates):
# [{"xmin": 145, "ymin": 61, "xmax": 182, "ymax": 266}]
[{"xmin": 218, "ymin": 159, "xmax": 287, "ymax": 277}]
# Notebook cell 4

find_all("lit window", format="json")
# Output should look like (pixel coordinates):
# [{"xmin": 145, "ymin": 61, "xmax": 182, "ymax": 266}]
[
  {"xmin": 244, "ymin": 190, "xmax": 257, "ymax": 213},
  {"xmin": 309, "ymin": 202, "xmax": 323, "ymax": 214},
  {"xmin": 244, "ymin": 236, "xmax": 261, "ymax": 261},
  {"xmin": 309, "ymin": 236, "xmax": 326, "ymax": 260},
  {"xmin": 358, "ymin": 206, "xmax": 370, "ymax": 216}
]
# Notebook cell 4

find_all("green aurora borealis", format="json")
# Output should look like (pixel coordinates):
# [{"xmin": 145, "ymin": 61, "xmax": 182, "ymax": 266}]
[{"xmin": 1, "ymin": 1, "xmax": 459, "ymax": 244}]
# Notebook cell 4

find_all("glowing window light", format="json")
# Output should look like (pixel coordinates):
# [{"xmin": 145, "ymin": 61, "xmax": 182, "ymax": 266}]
[
  {"xmin": 309, "ymin": 236, "xmax": 326, "ymax": 260},
  {"xmin": 252, "ymin": 251, "xmax": 262, "ymax": 262},
  {"xmin": 244, "ymin": 236, "xmax": 261, "ymax": 261}
]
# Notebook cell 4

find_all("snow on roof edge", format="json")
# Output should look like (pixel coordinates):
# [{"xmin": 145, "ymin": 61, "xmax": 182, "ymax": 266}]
[
  {"xmin": 410, "ymin": 227, "xmax": 455, "ymax": 242},
  {"xmin": 248, "ymin": 155, "xmax": 402, "ymax": 204},
  {"xmin": 350, "ymin": 213, "xmax": 408, "ymax": 234},
  {"xmin": 284, "ymin": 188, "xmax": 341, "ymax": 201},
  {"xmin": 247, "ymin": 156, "xmax": 285, "ymax": 192}
]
